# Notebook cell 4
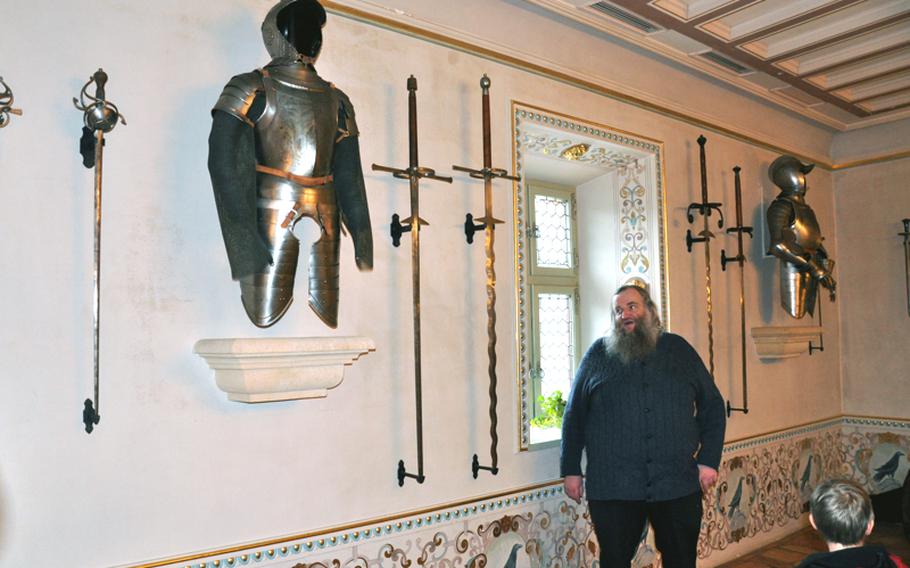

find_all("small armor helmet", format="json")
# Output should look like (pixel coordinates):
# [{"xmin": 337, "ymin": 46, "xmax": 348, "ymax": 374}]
[
  {"xmin": 768, "ymin": 155, "xmax": 814, "ymax": 196},
  {"xmin": 262, "ymin": 0, "xmax": 326, "ymax": 63}
]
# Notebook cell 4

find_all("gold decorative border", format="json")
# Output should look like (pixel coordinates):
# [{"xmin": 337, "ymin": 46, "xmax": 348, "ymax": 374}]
[
  {"xmin": 126, "ymin": 481, "xmax": 563, "ymax": 568},
  {"xmin": 321, "ymin": 1, "xmax": 910, "ymax": 173}
]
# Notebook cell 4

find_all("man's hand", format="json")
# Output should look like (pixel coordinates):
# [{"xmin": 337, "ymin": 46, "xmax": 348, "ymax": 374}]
[
  {"xmin": 698, "ymin": 465, "xmax": 718, "ymax": 493},
  {"xmin": 564, "ymin": 475, "xmax": 584, "ymax": 503}
]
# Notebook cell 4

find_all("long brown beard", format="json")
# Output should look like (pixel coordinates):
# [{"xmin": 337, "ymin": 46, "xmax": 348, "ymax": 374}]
[{"xmin": 604, "ymin": 315, "xmax": 660, "ymax": 364}]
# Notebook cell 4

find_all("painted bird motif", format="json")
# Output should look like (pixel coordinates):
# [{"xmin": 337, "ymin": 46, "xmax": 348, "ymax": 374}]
[
  {"xmin": 873, "ymin": 451, "xmax": 905, "ymax": 483},
  {"xmin": 728, "ymin": 477, "xmax": 745, "ymax": 518},
  {"xmin": 503, "ymin": 543, "xmax": 523, "ymax": 568},
  {"xmin": 800, "ymin": 455, "xmax": 814, "ymax": 492}
]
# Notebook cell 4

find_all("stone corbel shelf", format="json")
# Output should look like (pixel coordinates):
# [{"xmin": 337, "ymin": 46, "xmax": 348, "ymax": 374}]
[
  {"xmin": 750, "ymin": 326, "xmax": 822, "ymax": 359},
  {"xmin": 194, "ymin": 336, "xmax": 375, "ymax": 403}
]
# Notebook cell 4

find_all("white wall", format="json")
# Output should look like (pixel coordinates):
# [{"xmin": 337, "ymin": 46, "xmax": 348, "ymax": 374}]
[
  {"xmin": 832, "ymin": 121, "xmax": 910, "ymax": 418},
  {"xmin": 577, "ymin": 171, "xmax": 617, "ymax": 349},
  {"xmin": 0, "ymin": 1, "xmax": 849, "ymax": 566}
]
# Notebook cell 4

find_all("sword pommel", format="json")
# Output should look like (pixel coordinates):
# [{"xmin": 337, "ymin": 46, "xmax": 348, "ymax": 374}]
[
  {"xmin": 697, "ymin": 134, "xmax": 706, "ymax": 147},
  {"xmin": 92, "ymin": 68, "xmax": 109, "ymax": 101},
  {"xmin": 480, "ymin": 74, "xmax": 490, "ymax": 92},
  {"xmin": 903, "ymin": 218, "xmax": 910, "ymax": 234},
  {"xmin": 407, "ymin": 75, "xmax": 417, "ymax": 92}
]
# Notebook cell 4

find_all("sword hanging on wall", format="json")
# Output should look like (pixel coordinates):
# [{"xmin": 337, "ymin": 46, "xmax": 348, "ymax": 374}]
[
  {"xmin": 373, "ymin": 75, "xmax": 452, "ymax": 486},
  {"xmin": 453, "ymin": 75, "xmax": 519, "ymax": 479},
  {"xmin": 721, "ymin": 166, "xmax": 753, "ymax": 416},
  {"xmin": 73, "ymin": 69, "xmax": 127, "ymax": 434},
  {"xmin": 686, "ymin": 135, "xmax": 724, "ymax": 378},
  {"xmin": 900, "ymin": 219, "xmax": 910, "ymax": 317},
  {"xmin": 0, "ymin": 77, "xmax": 23, "ymax": 128}
]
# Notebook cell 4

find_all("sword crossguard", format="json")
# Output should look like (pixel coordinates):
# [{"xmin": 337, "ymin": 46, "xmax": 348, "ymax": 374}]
[
  {"xmin": 453, "ymin": 164, "xmax": 520, "ymax": 181},
  {"xmin": 686, "ymin": 202, "xmax": 725, "ymax": 228},
  {"xmin": 0, "ymin": 76, "xmax": 22, "ymax": 128},
  {"xmin": 373, "ymin": 164, "xmax": 453, "ymax": 183}
]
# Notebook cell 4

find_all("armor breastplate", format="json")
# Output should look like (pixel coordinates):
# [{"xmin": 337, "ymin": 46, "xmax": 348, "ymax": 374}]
[
  {"xmin": 210, "ymin": 59, "xmax": 372, "ymax": 329},
  {"xmin": 785, "ymin": 199, "xmax": 823, "ymax": 255},
  {"xmin": 256, "ymin": 67, "xmax": 338, "ymax": 178}
]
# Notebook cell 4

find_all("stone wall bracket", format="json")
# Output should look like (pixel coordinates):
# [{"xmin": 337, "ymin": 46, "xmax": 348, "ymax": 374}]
[
  {"xmin": 750, "ymin": 326, "xmax": 822, "ymax": 359},
  {"xmin": 194, "ymin": 337, "xmax": 375, "ymax": 403}
]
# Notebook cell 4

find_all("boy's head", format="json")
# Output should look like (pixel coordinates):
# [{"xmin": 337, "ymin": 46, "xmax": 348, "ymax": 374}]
[{"xmin": 808, "ymin": 479, "xmax": 874, "ymax": 546}]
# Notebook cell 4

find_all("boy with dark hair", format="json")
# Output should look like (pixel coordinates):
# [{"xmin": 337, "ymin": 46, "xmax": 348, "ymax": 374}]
[{"xmin": 798, "ymin": 479, "xmax": 908, "ymax": 568}]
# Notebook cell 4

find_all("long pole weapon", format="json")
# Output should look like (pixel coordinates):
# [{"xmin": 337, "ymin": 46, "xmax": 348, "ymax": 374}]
[
  {"xmin": 686, "ymin": 135, "xmax": 724, "ymax": 378},
  {"xmin": 73, "ymin": 69, "xmax": 126, "ymax": 434},
  {"xmin": 373, "ymin": 76, "xmax": 452, "ymax": 486},
  {"xmin": 453, "ymin": 75, "xmax": 519, "ymax": 479},
  {"xmin": 0, "ymin": 77, "xmax": 23, "ymax": 128},
  {"xmin": 900, "ymin": 219, "xmax": 910, "ymax": 317},
  {"xmin": 721, "ymin": 166, "xmax": 752, "ymax": 415}
]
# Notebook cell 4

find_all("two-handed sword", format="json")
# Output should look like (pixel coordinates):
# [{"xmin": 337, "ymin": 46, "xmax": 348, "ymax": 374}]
[
  {"xmin": 686, "ymin": 135, "xmax": 724, "ymax": 378},
  {"xmin": 721, "ymin": 166, "xmax": 753, "ymax": 415},
  {"xmin": 373, "ymin": 76, "xmax": 452, "ymax": 486},
  {"xmin": 73, "ymin": 69, "xmax": 126, "ymax": 434},
  {"xmin": 453, "ymin": 75, "xmax": 519, "ymax": 478}
]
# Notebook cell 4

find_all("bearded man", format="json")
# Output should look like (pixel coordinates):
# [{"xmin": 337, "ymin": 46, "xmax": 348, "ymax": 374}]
[{"xmin": 560, "ymin": 284, "xmax": 726, "ymax": 568}]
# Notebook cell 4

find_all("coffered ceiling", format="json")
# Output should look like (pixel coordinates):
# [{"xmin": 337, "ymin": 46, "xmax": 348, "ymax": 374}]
[{"xmin": 524, "ymin": 0, "xmax": 910, "ymax": 129}]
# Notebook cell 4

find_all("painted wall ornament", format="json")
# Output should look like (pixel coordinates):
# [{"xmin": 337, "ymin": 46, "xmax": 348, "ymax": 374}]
[
  {"xmin": 208, "ymin": 0, "xmax": 373, "ymax": 329},
  {"xmin": 766, "ymin": 155, "xmax": 836, "ymax": 319}
]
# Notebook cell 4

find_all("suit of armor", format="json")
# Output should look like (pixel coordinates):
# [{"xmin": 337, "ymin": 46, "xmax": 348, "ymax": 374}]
[
  {"xmin": 766, "ymin": 155, "xmax": 835, "ymax": 319},
  {"xmin": 208, "ymin": 0, "xmax": 372, "ymax": 328}
]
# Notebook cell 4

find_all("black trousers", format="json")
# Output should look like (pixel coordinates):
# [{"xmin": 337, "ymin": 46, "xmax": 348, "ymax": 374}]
[{"xmin": 588, "ymin": 491, "xmax": 703, "ymax": 568}]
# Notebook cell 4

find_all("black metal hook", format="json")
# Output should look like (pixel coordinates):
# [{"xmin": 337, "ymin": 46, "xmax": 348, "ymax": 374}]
[
  {"xmin": 686, "ymin": 202, "xmax": 725, "ymax": 228},
  {"xmin": 83, "ymin": 399, "xmax": 100, "ymax": 434},
  {"xmin": 390, "ymin": 214, "xmax": 411, "ymax": 247},
  {"xmin": 464, "ymin": 214, "xmax": 487, "ymax": 244}
]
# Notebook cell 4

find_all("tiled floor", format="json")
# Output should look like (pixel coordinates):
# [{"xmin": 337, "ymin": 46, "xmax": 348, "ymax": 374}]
[{"xmin": 716, "ymin": 522, "xmax": 910, "ymax": 567}]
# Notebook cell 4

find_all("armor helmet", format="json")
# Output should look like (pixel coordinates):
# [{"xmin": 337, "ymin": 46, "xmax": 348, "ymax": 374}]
[
  {"xmin": 768, "ymin": 155, "xmax": 814, "ymax": 196},
  {"xmin": 262, "ymin": 0, "xmax": 326, "ymax": 63}
]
